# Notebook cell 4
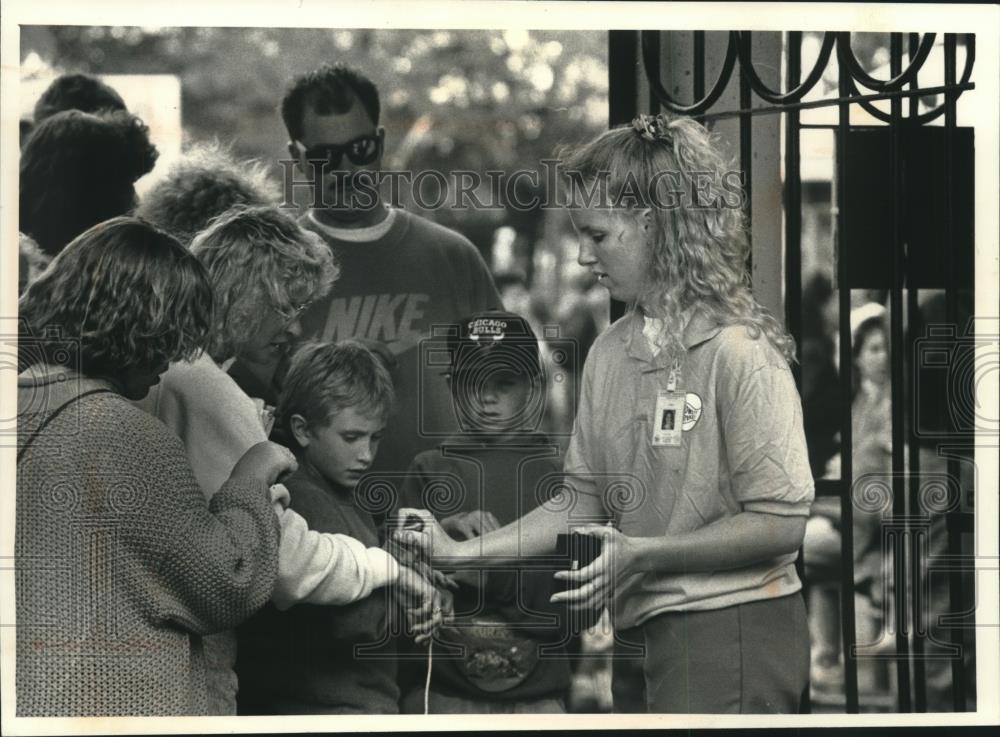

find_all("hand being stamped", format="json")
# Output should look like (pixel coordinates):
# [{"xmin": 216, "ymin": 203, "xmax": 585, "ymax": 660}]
[{"xmin": 394, "ymin": 564, "xmax": 454, "ymax": 644}]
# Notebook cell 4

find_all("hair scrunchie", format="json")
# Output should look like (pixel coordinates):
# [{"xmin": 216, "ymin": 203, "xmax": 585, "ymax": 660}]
[{"xmin": 632, "ymin": 113, "xmax": 669, "ymax": 142}]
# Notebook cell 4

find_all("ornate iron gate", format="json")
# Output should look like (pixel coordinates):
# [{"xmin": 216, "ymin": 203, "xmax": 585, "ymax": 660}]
[{"xmin": 607, "ymin": 30, "xmax": 978, "ymax": 713}]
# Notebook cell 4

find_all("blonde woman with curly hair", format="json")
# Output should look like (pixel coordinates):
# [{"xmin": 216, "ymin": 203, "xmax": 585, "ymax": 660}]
[
  {"xmin": 16, "ymin": 218, "xmax": 296, "ymax": 715},
  {"xmin": 397, "ymin": 113, "xmax": 814, "ymax": 714},
  {"xmin": 136, "ymin": 204, "xmax": 431, "ymax": 715}
]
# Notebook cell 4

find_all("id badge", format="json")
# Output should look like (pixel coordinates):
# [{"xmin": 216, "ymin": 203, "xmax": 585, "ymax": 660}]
[{"xmin": 652, "ymin": 390, "xmax": 685, "ymax": 447}]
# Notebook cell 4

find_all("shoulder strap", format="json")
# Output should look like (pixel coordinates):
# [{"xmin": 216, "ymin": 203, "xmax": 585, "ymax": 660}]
[{"xmin": 16, "ymin": 388, "xmax": 115, "ymax": 464}]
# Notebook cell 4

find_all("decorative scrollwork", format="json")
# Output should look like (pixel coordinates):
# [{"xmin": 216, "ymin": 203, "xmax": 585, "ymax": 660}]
[
  {"xmin": 736, "ymin": 31, "xmax": 836, "ymax": 104},
  {"xmin": 640, "ymin": 30, "xmax": 975, "ymax": 124},
  {"xmin": 843, "ymin": 34, "xmax": 975, "ymax": 124},
  {"xmin": 836, "ymin": 32, "xmax": 935, "ymax": 93},
  {"xmin": 641, "ymin": 30, "xmax": 739, "ymax": 115}
]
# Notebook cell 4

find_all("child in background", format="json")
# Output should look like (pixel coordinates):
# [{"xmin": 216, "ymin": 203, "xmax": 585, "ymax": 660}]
[
  {"xmin": 398, "ymin": 310, "xmax": 574, "ymax": 714},
  {"xmin": 235, "ymin": 340, "xmax": 446, "ymax": 714}
]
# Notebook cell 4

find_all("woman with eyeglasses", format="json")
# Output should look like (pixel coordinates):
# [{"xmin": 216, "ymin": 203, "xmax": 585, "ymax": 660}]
[{"xmin": 136, "ymin": 204, "xmax": 423, "ymax": 714}]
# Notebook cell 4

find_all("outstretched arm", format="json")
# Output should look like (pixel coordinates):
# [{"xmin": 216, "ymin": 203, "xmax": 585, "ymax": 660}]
[
  {"xmin": 271, "ymin": 503, "xmax": 400, "ymax": 610},
  {"xmin": 395, "ymin": 482, "xmax": 607, "ymax": 566}
]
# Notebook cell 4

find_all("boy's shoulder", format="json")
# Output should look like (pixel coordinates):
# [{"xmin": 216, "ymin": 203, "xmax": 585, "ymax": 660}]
[{"xmin": 282, "ymin": 468, "xmax": 359, "ymax": 533}]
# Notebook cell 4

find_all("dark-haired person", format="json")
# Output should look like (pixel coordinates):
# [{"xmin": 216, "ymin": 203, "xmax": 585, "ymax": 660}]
[
  {"xmin": 16, "ymin": 217, "xmax": 294, "ymax": 716},
  {"xmin": 280, "ymin": 63, "xmax": 501, "ymax": 484},
  {"xmin": 20, "ymin": 109, "xmax": 158, "ymax": 258},
  {"xmin": 32, "ymin": 72, "xmax": 128, "ymax": 124}
]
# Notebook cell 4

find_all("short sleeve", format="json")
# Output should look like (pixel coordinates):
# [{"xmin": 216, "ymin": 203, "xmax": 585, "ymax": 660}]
[
  {"xmin": 561, "ymin": 351, "xmax": 603, "ymax": 503},
  {"xmin": 717, "ymin": 339, "xmax": 815, "ymax": 517}
]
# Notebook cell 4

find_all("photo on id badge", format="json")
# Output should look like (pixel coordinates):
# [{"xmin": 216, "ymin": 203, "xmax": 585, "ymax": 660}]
[
  {"xmin": 653, "ymin": 391, "xmax": 702, "ymax": 447},
  {"xmin": 652, "ymin": 390, "xmax": 684, "ymax": 447}
]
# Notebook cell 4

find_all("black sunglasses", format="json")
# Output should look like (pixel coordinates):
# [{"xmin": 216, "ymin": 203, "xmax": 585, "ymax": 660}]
[{"xmin": 291, "ymin": 133, "xmax": 381, "ymax": 169}]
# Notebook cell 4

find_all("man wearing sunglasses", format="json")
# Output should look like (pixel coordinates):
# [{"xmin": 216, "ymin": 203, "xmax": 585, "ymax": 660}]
[{"xmin": 280, "ymin": 63, "xmax": 502, "ymax": 490}]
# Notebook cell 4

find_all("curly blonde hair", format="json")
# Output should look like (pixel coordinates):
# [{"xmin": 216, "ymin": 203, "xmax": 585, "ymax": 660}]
[
  {"xmin": 189, "ymin": 205, "xmax": 339, "ymax": 363},
  {"xmin": 562, "ymin": 113, "xmax": 795, "ymax": 364},
  {"xmin": 18, "ymin": 217, "xmax": 212, "ymax": 376}
]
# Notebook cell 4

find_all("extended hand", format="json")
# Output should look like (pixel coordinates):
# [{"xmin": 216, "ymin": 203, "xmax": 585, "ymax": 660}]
[
  {"xmin": 391, "ymin": 507, "xmax": 462, "ymax": 565},
  {"xmin": 394, "ymin": 564, "xmax": 454, "ymax": 644},
  {"xmin": 230, "ymin": 441, "xmax": 298, "ymax": 487}
]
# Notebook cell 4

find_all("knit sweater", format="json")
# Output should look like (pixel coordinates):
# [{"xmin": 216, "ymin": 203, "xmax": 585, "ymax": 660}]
[
  {"xmin": 15, "ymin": 368, "xmax": 280, "ymax": 716},
  {"xmin": 138, "ymin": 353, "xmax": 400, "ymax": 607},
  {"xmin": 135, "ymin": 353, "xmax": 401, "ymax": 713}
]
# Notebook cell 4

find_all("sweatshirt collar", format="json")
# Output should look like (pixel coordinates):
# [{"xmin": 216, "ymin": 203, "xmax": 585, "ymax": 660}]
[{"xmin": 306, "ymin": 206, "xmax": 397, "ymax": 243}]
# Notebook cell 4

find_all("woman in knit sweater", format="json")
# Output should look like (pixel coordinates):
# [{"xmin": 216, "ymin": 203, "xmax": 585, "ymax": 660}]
[
  {"xmin": 135, "ymin": 205, "xmax": 409, "ymax": 714},
  {"xmin": 16, "ymin": 218, "xmax": 296, "ymax": 716}
]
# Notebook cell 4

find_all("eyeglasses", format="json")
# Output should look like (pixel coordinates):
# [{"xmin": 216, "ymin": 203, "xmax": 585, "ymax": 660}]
[
  {"xmin": 276, "ymin": 300, "xmax": 313, "ymax": 322},
  {"xmin": 291, "ymin": 133, "xmax": 381, "ymax": 170}
]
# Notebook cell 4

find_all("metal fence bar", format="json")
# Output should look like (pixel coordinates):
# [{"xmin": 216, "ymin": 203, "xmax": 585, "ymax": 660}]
[
  {"xmin": 609, "ymin": 31, "xmax": 639, "ymax": 127},
  {"xmin": 889, "ymin": 32, "xmax": 914, "ymax": 713},
  {"xmin": 908, "ymin": 34, "xmax": 922, "ymax": 118},
  {"xmin": 836, "ymin": 48, "xmax": 861, "ymax": 714},
  {"xmin": 905, "ymin": 30, "xmax": 929, "ymax": 715},
  {"xmin": 784, "ymin": 35, "xmax": 810, "ymax": 713},
  {"xmin": 607, "ymin": 30, "xmax": 637, "ymax": 325},
  {"xmin": 785, "ymin": 30, "xmax": 804, "ymax": 390},
  {"xmin": 694, "ymin": 82, "xmax": 974, "ymax": 122},
  {"xmin": 942, "ymin": 33, "xmax": 968, "ymax": 713},
  {"xmin": 647, "ymin": 30, "xmax": 661, "ymax": 114},
  {"xmin": 740, "ymin": 30, "xmax": 753, "ymax": 267},
  {"xmin": 694, "ymin": 31, "xmax": 706, "ymax": 101}
]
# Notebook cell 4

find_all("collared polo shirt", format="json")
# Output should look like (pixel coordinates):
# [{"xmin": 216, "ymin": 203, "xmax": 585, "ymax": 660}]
[{"xmin": 564, "ymin": 309, "xmax": 814, "ymax": 629}]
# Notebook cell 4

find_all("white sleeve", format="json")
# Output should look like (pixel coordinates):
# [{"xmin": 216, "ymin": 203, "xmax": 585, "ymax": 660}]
[
  {"xmin": 270, "ymin": 505, "xmax": 400, "ymax": 611},
  {"xmin": 140, "ymin": 356, "xmax": 266, "ymax": 500}
]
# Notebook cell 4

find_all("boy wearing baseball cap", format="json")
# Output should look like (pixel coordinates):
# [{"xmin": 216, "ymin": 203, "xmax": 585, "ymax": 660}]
[{"xmin": 398, "ymin": 310, "xmax": 572, "ymax": 713}]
